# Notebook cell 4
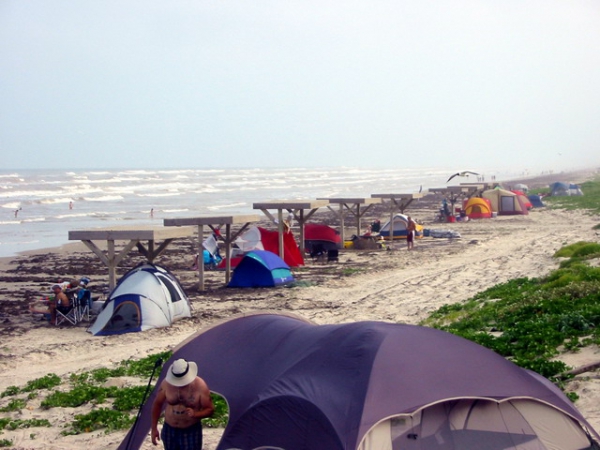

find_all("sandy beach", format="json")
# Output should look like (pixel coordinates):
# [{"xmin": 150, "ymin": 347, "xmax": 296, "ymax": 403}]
[{"xmin": 1, "ymin": 171, "xmax": 600, "ymax": 449}]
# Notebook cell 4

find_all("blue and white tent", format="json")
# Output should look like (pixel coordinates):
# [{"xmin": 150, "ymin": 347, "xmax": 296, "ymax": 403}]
[{"xmin": 88, "ymin": 263, "xmax": 191, "ymax": 336}]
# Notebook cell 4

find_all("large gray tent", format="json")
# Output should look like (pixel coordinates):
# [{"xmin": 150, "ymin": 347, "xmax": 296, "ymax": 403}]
[{"xmin": 119, "ymin": 312, "xmax": 600, "ymax": 450}]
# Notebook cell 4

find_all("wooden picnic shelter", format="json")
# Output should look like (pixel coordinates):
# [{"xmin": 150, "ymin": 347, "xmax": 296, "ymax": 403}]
[
  {"xmin": 253, "ymin": 200, "xmax": 329, "ymax": 258},
  {"xmin": 163, "ymin": 214, "xmax": 261, "ymax": 290},
  {"xmin": 370, "ymin": 193, "xmax": 424, "ymax": 248},
  {"xmin": 68, "ymin": 226, "xmax": 195, "ymax": 291},
  {"xmin": 317, "ymin": 197, "xmax": 381, "ymax": 242},
  {"xmin": 429, "ymin": 186, "xmax": 480, "ymax": 214}
]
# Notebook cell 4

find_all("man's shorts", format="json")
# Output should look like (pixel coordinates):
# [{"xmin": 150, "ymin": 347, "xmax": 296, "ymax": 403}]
[{"xmin": 161, "ymin": 421, "xmax": 203, "ymax": 450}]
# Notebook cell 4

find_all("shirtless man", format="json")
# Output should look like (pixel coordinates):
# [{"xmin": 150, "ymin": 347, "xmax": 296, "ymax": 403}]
[
  {"xmin": 48, "ymin": 284, "xmax": 71, "ymax": 325},
  {"xmin": 406, "ymin": 216, "xmax": 417, "ymax": 250},
  {"xmin": 151, "ymin": 359, "xmax": 214, "ymax": 449}
]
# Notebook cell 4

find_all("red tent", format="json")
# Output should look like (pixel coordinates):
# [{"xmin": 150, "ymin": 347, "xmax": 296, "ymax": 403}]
[
  {"xmin": 218, "ymin": 227, "xmax": 304, "ymax": 268},
  {"xmin": 304, "ymin": 223, "xmax": 342, "ymax": 251},
  {"xmin": 511, "ymin": 190, "xmax": 533, "ymax": 209}
]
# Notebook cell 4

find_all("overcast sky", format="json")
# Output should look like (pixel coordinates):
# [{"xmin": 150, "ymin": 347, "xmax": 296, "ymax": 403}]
[{"xmin": 1, "ymin": 1, "xmax": 599, "ymax": 171}]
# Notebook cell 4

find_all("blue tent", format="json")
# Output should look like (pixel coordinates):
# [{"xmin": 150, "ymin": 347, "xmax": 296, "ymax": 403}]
[
  {"xmin": 528, "ymin": 194, "xmax": 545, "ymax": 208},
  {"xmin": 228, "ymin": 250, "xmax": 294, "ymax": 288}
]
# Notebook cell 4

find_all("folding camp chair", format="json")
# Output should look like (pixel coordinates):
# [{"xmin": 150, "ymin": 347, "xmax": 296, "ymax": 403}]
[
  {"xmin": 75, "ymin": 289, "xmax": 92, "ymax": 322},
  {"xmin": 55, "ymin": 298, "xmax": 78, "ymax": 326}
]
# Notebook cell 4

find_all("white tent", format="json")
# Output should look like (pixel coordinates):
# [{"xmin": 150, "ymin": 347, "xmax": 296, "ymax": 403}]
[{"xmin": 88, "ymin": 264, "xmax": 191, "ymax": 336}]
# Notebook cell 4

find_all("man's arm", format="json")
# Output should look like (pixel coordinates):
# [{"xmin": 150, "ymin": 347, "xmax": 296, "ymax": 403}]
[
  {"xmin": 151, "ymin": 384, "xmax": 166, "ymax": 445},
  {"xmin": 194, "ymin": 378, "xmax": 215, "ymax": 419}
]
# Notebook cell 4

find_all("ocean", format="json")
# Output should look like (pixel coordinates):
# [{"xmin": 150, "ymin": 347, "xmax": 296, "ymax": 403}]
[{"xmin": 0, "ymin": 166, "xmax": 526, "ymax": 258}]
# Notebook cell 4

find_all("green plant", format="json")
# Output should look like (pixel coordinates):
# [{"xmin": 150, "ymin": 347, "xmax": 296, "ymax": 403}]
[
  {"xmin": 422, "ymin": 244, "xmax": 600, "ymax": 384},
  {"xmin": 0, "ymin": 418, "xmax": 51, "ymax": 430},
  {"xmin": 203, "ymin": 394, "xmax": 229, "ymax": 428},
  {"xmin": 0, "ymin": 398, "xmax": 26, "ymax": 412},
  {"xmin": 0, "ymin": 386, "xmax": 19, "ymax": 398},
  {"xmin": 64, "ymin": 408, "xmax": 135, "ymax": 435},
  {"xmin": 21, "ymin": 374, "xmax": 61, "ymax": 393},
  {"xmin": 0, "ymin": 439, "xmax": 13, "ymax": 447}
]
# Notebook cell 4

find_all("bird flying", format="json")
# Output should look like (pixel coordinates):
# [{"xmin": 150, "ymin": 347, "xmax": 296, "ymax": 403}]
[{"xmin": 446, "ymin": 171, "xmax": 479, "ymax": 183}]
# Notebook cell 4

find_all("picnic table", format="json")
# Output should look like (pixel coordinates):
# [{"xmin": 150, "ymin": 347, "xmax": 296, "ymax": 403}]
[{"xmin": 69, "ymin": 226, "xmax": 194, "ymax": 290}]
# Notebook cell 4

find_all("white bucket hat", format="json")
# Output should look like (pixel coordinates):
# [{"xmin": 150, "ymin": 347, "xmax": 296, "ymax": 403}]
[{"xmin": 166, "ymin": 359, "xmax": 198, "ymax": 387}]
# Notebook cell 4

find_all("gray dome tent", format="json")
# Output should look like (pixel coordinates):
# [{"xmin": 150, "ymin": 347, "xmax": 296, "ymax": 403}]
[{"xmin": 119, "ymin": 313, "xmax": 600, "ymax": 449}]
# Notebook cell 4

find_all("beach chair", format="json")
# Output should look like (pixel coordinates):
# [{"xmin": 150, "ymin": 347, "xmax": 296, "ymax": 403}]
[
  {"xmin": 75, "ymin": 289, "xmax": 92, "ymax": 322},
  {"xmin": 55, "ymin": 299, "xmax": 78, "ymax": 326}
]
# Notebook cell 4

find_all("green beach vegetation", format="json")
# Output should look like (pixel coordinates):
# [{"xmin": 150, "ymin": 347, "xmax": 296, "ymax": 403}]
[
  {"xmin": 423, "ymin": 176, "xmax": 600, "ymax": 398},
  {"xmin": 0, "ymin": 351, "xmax": 229, "ymax": 445}
]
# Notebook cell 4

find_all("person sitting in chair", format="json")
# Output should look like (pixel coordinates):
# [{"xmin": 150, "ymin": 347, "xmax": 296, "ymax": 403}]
[{"xmin": 48, "ymin": 284, "xmax": 71, "ymax": 325}]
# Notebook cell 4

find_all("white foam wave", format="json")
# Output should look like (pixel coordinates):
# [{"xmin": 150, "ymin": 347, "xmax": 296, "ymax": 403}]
[
  {"xmin": 136, "ymin": 193, "xmax": 181, "ymax": 198},
  {"xmin": 206, "ymin": 202, "xmax": 247, "ymax": 211},
  {"xmin": 1, "ymin": 202, "xmax": 22, "ymax": 209},
  {"xmin": 83, "ymin": 195, "xmax": 124, "ymax": 202}
]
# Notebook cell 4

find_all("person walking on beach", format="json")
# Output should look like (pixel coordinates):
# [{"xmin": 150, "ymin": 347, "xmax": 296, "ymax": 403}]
[
  {"xmin": 406, "ymin": 216, "xmax": 417, "ymax": 250},
  {"xmin": 151, "ymin": 358, "xmax": 214, "ymax": 450}
]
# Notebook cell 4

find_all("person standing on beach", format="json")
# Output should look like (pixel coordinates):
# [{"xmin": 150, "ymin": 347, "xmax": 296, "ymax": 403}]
[
  {"xmin": 406, "ymin": 216, "xmax": 417, "ymax": 250},
  {"xmin": 151, "ymin": 359, "xmax": 214, "ymax": 450}
]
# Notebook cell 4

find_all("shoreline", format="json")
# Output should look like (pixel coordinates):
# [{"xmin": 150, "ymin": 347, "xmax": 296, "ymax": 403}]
[
  {"xmin": 3, "ymin": 167, "xmax": 596, "ymax": 263},
  {"xmin": 0, "ymin": 168, "xmax": 599, "ymax": 449}
]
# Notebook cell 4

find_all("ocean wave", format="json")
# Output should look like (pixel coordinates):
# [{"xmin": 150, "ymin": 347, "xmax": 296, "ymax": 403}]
[
  {"xmin": 1, "ymin": 202, "xmax": 22, "ymax": 209},
  {"xmin": 206, "ymin": 202, "xmax": 248, "ymax": 211},
  {"xmin": 136, "ymin": 192, "xmax": 181, "ymax": 198},
  {"xmin": 161, "ymin": 208, "xmax": 189, "ymax": 213},
  {"xmin": 83, "ymin": 195, "xmax": 124, "ymax": 202}
]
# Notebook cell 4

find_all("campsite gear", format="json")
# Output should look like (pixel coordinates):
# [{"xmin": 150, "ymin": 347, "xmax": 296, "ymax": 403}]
[
  {"xmin": 304, "ymin": 223, "xmax": 343, "ymax": 251},
  {"xmin": 378, "ymin": 214, "xmax": 424, "ymax": 240},
  {"xmin": 88, "ymin": 263, "xmax": 191, "ymax": 336},
  {"xmin": 462, "ymin": 197, "xmax": 492, "ymax": 219},
  {"xmin": 482, "ymin": 188, "xmax": 529, "ymax": 215},
  {"xmin": 225, "ymin": 226, "xmax": 304, "ymax": 268},
  {"xmin": 119, "ymin": 312, "xmax": 600, "ymax": 450},
  {"xmin": 227, "ymin": 250, "xmax": 294, "ymax": 288}
]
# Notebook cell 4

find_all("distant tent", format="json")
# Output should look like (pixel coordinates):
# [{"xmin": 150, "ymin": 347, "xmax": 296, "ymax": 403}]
[
  {"xmin": 528, "ymin": 194, "xmax": 545, "ymax": 208},
  {"xmin": 513, "ymin": 183, "xmax": 529, "ymax": 193},
  {"xmin": 462, "ymin": 197, "xmax": 492, "ymax": 219},
  {"xmin": 510, "ymin": 190, "xmax": 533, "ymax": 210},
  {"xmin": 220, "ymin": 226, "xmax": 304, "ymax": 268},
  {"xmin": 119, "ymin": 313, "xmax": 600, "ymax": 450},
  {"xmin": 304, "ymin": 223, "xmax": 343, "ymax": 251},
  {"xmin": 482, "ymin": 189, "xmax": 529, "ymax": 215},
  {"xmin": 379, "ymin": 214, "xmax": 424, "ymax": 239},
  {"xmin": 88, "ymin": 263, "xmax": 191, "ymax": 336},
  {"xmin": 227, "ymin": 250, "xmax": 294, "ymax": 288},
  {"xmin": 550, "ymin": 182, "xmax": 584, "ymax": 197}
]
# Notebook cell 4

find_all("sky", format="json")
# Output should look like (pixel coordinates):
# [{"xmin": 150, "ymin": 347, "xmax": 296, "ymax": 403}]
[{"xmin": 1, "ymin": 1, "xmax": 600, "ymax": 172}]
